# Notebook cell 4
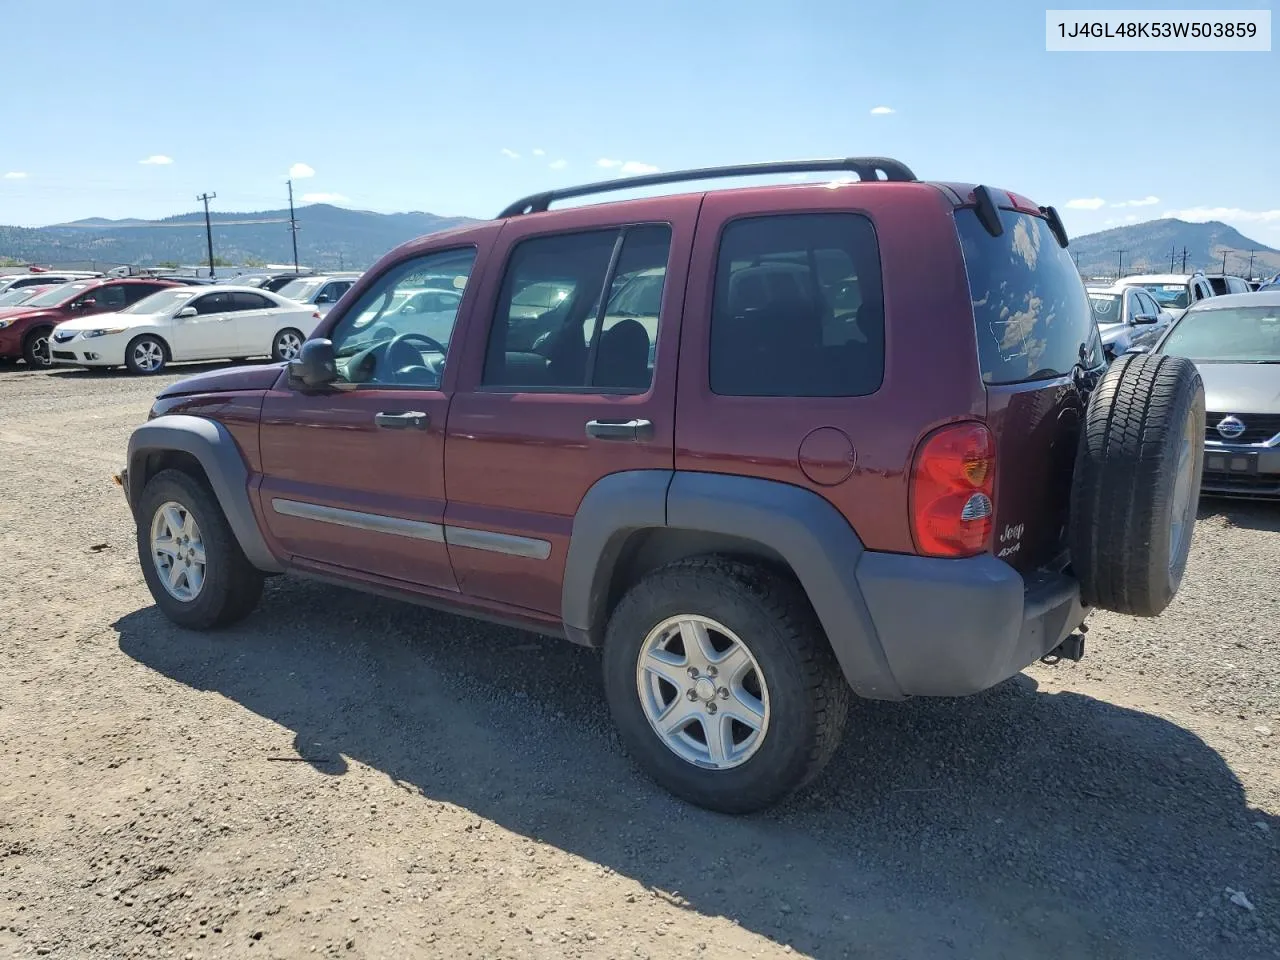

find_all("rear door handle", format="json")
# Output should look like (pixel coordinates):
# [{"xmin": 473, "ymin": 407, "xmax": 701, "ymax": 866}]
[
  {"xmin": 585, "ymin": 418, "xmax": 653, "ymax": 441},
  {"xmin": 375, "ymin": 411, "xmax": 430, "ymax": 430}
]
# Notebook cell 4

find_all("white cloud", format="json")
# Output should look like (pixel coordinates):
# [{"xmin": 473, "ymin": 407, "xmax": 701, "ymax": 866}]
[
  {"xmin": 3, "ymin": 171, "xmax": 28, "ymax": 179},
  {"xmin": 1065, "ymin": 197, "xmax": 1106, "ymax": 210},
  {"xmin": 1163, "ymin": 205, "xmax": 1280, "ymax": 224},
  {"xmin": 549, "ymin": 159, "xmax": 568, "ymax": 171},
  {"xmin": 139, "ymin": 155, "xmax": 173, "ymax": 166},
  {"xmin": 597, "ymin": 159, "xmax": 658, "ymax": 174},
  {"xmin": 870, "ymin": 106, "xmax": 895, "ymax": 115},
  {"xmin": 289, "ymin": 162, "xmax": 315, "ymax": 179},
  {"xmin": 501, "ymin": 148, "xmax": 520, "ymax": 160},
  {"xmin": 301, "ymin": 192, "xmax": 349, "ymax": 204},
  {"xmin": 1124, "ymin": 214, "xmax": 1139, "ymax": 222},
  {"xmin": 532, "ymin": 148, "xmax": 545, "ymax": 157},
  {"xmin": 1111, "ymin": 195, "xmax": 1159, "ymax": 208}
]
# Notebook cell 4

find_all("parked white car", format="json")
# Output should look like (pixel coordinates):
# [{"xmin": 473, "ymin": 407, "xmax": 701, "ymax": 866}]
[
  {"xmin": 275, "ymin": 273, "xmax": 362, "ymax": 317},
  {"xmin": 48, "ymin": 286, "xmax": 321, "ymax": 375}
]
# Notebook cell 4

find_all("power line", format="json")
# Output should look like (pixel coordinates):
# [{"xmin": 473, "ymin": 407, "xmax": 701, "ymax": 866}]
[{"xmin": 196, "ymin": 192, "xmax": 217, "ymax": 279}]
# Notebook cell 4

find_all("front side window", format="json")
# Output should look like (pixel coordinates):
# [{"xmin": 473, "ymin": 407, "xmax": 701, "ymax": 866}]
[
  {"xmin": 193, "ymin": 292, "xmax": 236, "ymax": 315},
  {"xmin": 327, "ymin": 247, "xmax": 476, "ymax": 388},
  {"xmin": 84, "ymin": 284, "xmax": 128, "ymax": 310},
  {"xmin": 483, "ymin": 224, "xmax": 670, "ymax": 391},
  {"xmin": 958, "ymin": 208, "xmax": 1102, "ymax": 385},
  {"xmin": 709, "ymin": 213, "xmax": 885, "ymax": 397}
]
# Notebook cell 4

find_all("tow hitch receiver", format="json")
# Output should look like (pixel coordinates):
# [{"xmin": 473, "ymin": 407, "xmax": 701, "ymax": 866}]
[{"xmin": 1041, "ymin": 633, "xmax": 1085, "ymax": 665}]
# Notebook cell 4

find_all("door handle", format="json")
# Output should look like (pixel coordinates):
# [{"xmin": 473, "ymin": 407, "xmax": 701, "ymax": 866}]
[
  {"xmin": 375, "ymin": 411, "xmax": 430, "ymax": 430},
  {"xmin": 585, "ymin": 418, "xmax": 653, "ymax": 441}
]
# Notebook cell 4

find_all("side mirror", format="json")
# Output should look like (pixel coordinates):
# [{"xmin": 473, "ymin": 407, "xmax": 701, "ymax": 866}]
[
  {"xmin": 176, "ymin": 306, "xmax": 198, "ymax": 318},
  {"xmin": 1124, "ymin": 344, "xmax": 1151, "ymax": 355},
  {"xmin": 287, "ymin": 337, "xmax": 337, "ymax": 388},
  {"xmin": 1133, "ymin": 314, "xmax": 1158, "ymax": 325},
  {"xmin": 315, "ymin": 294, "xmax": 332, "ymax": 304}
]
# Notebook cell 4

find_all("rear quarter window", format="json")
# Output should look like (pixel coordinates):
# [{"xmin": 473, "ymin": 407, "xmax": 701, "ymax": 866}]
[{"xmin": 957, "ymin": 208, "xmax": 1102, "ymax": 385}]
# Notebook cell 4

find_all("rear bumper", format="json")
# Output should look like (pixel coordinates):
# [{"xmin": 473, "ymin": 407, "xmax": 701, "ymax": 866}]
[{"xmin": 856, "ymin": 552, "xmax": 1088, "ymax": 698}]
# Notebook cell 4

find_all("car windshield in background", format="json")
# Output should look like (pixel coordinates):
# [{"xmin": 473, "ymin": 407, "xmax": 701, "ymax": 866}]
[
  {"xmin": 120, "ymin": 289, "xmax": 197, "ymax": 315},
  {"xmin": 277, "ymin": 278, "xmax": 324, "ymax": 301},
  {"xmin": 0, "ymin": 288, "xmax": 42, "ymax": 307},
  {"xmin": 957, "ymin": 208, "xmax": 1102, "ymax": 385},
  {"xmin": 1089, "ymin": 293, "xmax": 1124, "ymax": 325},
  {"xmin": 22, "ymin": 283, "xmax": 92, "ymax": 308},
  {"xmin": 1160, "ymin": 306, "xmax": 1280, "ymax": 363},
  {"xmin": 1139, "ymin": 283, "xmax": 1190, "ymax": 310}
]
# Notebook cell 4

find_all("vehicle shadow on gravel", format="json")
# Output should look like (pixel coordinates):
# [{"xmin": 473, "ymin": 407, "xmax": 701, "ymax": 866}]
[
  {"xmin": 115, "ymin": 579, "xmax": 1280, "ymax": 960},
  {"xmin": 1198, "ymin": 497, "xmax": 1280, "ymax": 533},
  {"xmin": 46, "ymin": 360, "xmax": 271, "ymax": 380}
]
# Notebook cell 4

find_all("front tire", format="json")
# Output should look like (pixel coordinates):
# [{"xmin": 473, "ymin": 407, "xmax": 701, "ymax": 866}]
[
  {"xmin": 125, "ymin": 335, "xmax": 168, "ymax": 375},
  {"xmin": 271, "ymin": 328, "xmax": 305, "ymax": 362},
  {"xmin": 22, "ymin": 325, "xmax": 53, "ymax": 368},
  {"xmin": 136, "ymin": 469, "xmax": 264, "ymax": 629},
  {"xmin": 602, "ymin": 558, "xmax": 849, "ymax": 814}
]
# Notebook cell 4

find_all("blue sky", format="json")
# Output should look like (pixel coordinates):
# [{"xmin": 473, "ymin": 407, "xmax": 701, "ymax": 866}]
[{"xmin": 1, "ymin": 0, "xmax": 1276, "ymax": 244}]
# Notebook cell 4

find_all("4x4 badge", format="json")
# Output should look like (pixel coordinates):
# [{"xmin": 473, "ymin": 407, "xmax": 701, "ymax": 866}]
[{"xmin": 1216, "ymin": 416, "xmax": 1246, "ymax": 440}]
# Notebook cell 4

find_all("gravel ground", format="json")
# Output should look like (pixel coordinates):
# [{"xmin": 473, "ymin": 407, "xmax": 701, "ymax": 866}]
[{"xmin": 1, "ymin": 359, "xmax": 1278, "ymax": 960}]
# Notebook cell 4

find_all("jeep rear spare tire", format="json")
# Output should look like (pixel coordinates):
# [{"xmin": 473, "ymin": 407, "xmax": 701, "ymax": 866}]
[{"xmin": 1069, "ymin": 352, "xmax": 1205, "ymax": 617}]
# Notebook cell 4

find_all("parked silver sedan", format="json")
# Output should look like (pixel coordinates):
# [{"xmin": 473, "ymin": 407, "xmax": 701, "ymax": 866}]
[{"xmin": 1139, "ymin": 291, "xmax": 1280, "ymax": 497}]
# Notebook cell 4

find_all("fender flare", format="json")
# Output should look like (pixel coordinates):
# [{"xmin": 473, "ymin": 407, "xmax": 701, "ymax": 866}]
[
  {"xmin": 562, "ymin": 469, "xmax": 903, "ymax": 700},
  {"xmin": 126, "ymin": 414, "xmax": 283, "ymax": 573}
]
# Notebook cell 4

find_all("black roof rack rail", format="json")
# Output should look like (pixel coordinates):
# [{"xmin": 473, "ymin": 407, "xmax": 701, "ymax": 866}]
[{"xmin": 496, "ymin": 156, "xmax": 917, "ymax": 218}]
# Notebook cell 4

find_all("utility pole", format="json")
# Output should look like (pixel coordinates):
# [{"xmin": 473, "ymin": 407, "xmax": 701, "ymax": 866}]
[
  {"xmin": 287, "ymin": 179, "xmax": 301, "ymax": 275},
  {"xmin": 1247, "ymin": 249, "xmax": 1255, "ymax": 278},
  {"xmin": 1221, "ymin": 251, "xmax": 1228, "ymax": 275},
  {"xmin": 196, "ymin": 192, "xmax": 217, "ymax": 279},
  {"xmin": 1181, "ymin": 247, "xmax": 1188, "ymax": 272},
  {"xmin": 1115, "ymin": 249, "xmax": 1126, "ymax": 279},
  {"xmin": 1170, "ymin": 244, "xmax": 1177, "ymax": 272}
]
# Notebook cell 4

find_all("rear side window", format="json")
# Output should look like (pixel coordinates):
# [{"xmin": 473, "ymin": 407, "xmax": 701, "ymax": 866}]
[
  {"xmin": 710, "ymin": 213, "xmax": 885, "ymax": 397},
  {"xmin": 957, "ymin": 209, "xmax": 1102, "ymax": 385}
]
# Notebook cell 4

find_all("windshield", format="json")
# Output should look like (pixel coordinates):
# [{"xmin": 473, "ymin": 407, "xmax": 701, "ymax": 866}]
[
  {"xmin": 1088, "ymin": 293, "xmax": 1124, "ymax": 325},
  {"xmin": 1160, "ymin": 306, "xmax": 1280, "ymax": 363},
  {"xmin": 120, "ymin": 288, "xmax": 197, "ymax": 315},
  {"xmin": 22, "ymin": 282, "xmax": 91, "ymax": 308},
  {"xmin": 1137, "ymin": 283, "xmax": 1190, "ymax": 310},
  {"xmin": 0, "ymin": 287, "xmax": 44, "ymax": 307},
  {"xmin": 277, "ymin": 278, "xmax": 325, "ymax": 302}
]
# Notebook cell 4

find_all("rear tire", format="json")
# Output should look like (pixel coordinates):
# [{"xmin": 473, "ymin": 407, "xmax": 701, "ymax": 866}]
[
  {"xmin": 125, "ymin": 335, "xmax": 168, "ymax": 375},
  {"xmin": 602, "ymin": 557, "xmax": 849, "ymax": 814},
  {"xmin": 1069, "ymin": 353, "xmax": 1205, "ymax": 617},
  {"xmin": 22, "ymin": 325, "xmax": 53, "ymax": 368},
  {"xmin": 136, "ymin": 469, "xmax": 264, "ymax": 629},
  {"xmin": 271, "ymin": 328, "xmax": 305, "ymax": 362}
]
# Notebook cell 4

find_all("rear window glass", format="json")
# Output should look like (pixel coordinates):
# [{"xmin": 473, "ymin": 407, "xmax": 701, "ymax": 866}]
[
  {"xmin": 957, "ymin": 209, "xmax": 1102, "ymax": 385},
  {"xmin": 709, "ymin": 213, "xmax": 885, "ymax": 397}
]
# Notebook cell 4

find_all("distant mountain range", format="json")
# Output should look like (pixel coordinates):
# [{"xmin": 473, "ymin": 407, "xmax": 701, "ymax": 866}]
[
  {"xmin": 0, "ymin": 204, "xmax": 481, "ymax": 272},
  {"xmin": 2, "ymin": 205, "xmax": 1278, "ymax": 280}
]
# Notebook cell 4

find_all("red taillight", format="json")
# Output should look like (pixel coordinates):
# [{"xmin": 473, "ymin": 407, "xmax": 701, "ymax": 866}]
[{"xmin": 910, "ymin": 422, "xmax": 996, "ymax": 558}]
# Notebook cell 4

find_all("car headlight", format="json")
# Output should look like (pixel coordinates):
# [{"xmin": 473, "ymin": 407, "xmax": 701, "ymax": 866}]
[
  {"xmin": 0, "ymin": 319, "xmax": 12, "ymax": 329},
  {"xmin": 82, "ymin": 327, "xmax": 129, "ymax": 339}
]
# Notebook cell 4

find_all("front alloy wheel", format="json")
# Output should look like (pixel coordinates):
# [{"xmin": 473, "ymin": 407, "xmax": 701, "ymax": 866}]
[{"xmin": 150, "ymin": 500, "xmax": 206, "ymax": 601}]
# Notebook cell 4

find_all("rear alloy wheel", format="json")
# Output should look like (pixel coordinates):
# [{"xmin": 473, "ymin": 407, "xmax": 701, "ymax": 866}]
[
  {"xmin": 1069, "ymin": 352, "xmax": 1206, "ymax": 616},
  {"xmin": 22, "ymin": 326, "xmax": 53, "ymax": 368},
  {"xmin": 602, "ymin": 557, "xmax": 848, "ymax": 814},
  {"xmin": 272, "ymin": 328, "xmax": 305, "ymax": 362},
  {"xmin": 125, "ymin": 335, "xmax": 168, "ymax": 375}
]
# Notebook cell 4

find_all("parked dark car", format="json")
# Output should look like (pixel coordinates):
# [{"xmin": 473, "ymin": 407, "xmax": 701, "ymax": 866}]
[
  {"xmin": 1132, "ymin": 290, "xmax": 1280, "ymax": 497},
  {"xmin": 119, "ymin": 158, "xmax": 1204, "ymax": 813},
  {"xmin": 0, "ymin": 278, "xmax": 184, "ymax": 367}
]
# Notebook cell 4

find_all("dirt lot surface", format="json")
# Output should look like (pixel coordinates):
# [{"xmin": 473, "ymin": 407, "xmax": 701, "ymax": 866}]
[{"xmin": 1, "ymin": 360, "xmax": 1278, "ymax": 960}]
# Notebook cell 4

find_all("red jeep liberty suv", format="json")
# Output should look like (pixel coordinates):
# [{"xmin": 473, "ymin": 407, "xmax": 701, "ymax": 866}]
[{"xmin": 120, "ymin": 158, "xmax": 1205, "ymax": 813}]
